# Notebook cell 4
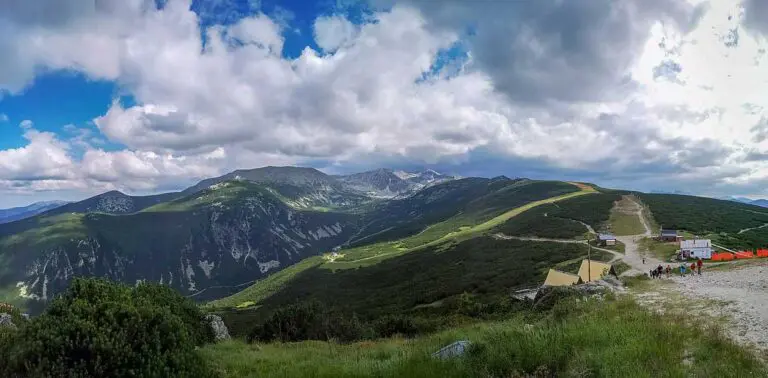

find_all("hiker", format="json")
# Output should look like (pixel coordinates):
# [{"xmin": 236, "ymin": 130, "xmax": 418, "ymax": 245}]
[
  {"xmin": 690, "ymin": 262, "xmax": 696, "ymax": 277},
  {"xmin": 679, "ymin": 263, "xmax": 686, "ymax": 277},
  {"xmin": 642, "ymin": 258, "xmax": 646, "ymax": 265},
  {"xmin": 665, "ymin": 265, "xmax": 672, "ymax": 278},
  {"xmin": 656, "ymin": 265, "xmax": 663, "ymax": 279},
  {"xmin": 697, "ymin": 258, "xmax": 703, "ymax": 275}
]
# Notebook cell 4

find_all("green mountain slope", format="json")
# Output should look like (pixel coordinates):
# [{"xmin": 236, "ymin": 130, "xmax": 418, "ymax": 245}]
[
  {"xmin": 494, "ymin": 192, "xmax": 624, "ymax": 239},
  {"xmin": 637, "ymin": 193, "xmax": 768, "ymax": 248},
  {"xmin": 349, "ymin": 178, "xmax": 579, "ymax": 247},
  {"xmin": 208, "ymin": 182, "xmax": 606, "ymax": 335},
  {"xmin": 0, "ymin": 181, "xmax": 357, "ymax": 311},
  {"xmin": 184, "ymin": 166, "xmax": 372, "ymax": 210}
]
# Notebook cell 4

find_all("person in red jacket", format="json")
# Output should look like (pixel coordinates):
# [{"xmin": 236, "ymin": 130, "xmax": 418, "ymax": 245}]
[
  {"xmin": 690, "ymin": 262, "xmax": 696, "ymax": 276},
  {"xmin": 697, "ymin": 258, "xmax": 703, "ymax": 275}
]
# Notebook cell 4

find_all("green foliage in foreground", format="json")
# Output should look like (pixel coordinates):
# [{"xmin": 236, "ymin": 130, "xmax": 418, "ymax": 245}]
[
  {"xmin": 0, "ymin": 278, "xmax": 216, "ymax": 378},
  {"xmin": 201, "ymin": 296, "xmax": 766, "ymax": 378}
]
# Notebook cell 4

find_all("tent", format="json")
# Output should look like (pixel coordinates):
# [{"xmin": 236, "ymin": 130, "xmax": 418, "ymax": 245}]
[
  {"xmin": 543, "ymin": 269, "xmax": 584, "ymax": 287},
  {"xmin": 577, "ymin": 260, "xmax": 617, "ymax": 282},
  {"xmin": 735, "ymin": 251, "xmax": 754, "ymax": 259}
]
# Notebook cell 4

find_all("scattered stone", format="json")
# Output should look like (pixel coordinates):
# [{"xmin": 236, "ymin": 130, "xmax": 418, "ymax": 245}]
[
  {"xmin": 0, "ymin": 313, "xmax": 16, "ymax": 330},
  {"xmin": 205, "ymin": 314, "xmax": 231, "ymax": 341},
  {"xmin": 432, "ymin": 340, "xmax": 472, "ymax": 360}
]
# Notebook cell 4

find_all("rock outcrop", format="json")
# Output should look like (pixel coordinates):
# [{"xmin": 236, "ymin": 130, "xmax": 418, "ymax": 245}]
[{"xmin": 205, "ymin": 314, "xmax": 230, "ymax": 341}]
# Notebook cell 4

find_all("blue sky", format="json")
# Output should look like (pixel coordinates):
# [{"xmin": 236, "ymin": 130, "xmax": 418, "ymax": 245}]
[{"xmin": 1, "ymin": 0, "xmax": 768, "ymax": 207}]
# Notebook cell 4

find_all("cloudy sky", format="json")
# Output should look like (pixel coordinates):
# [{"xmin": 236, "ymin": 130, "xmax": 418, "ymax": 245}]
[{"xmin": 0, "ymin": 0, "xmax": 767, "ymax": 207}]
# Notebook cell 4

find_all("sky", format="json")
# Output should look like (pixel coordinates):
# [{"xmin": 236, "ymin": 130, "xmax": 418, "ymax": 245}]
[{"xmin": 1, "ymin": 0, "xmax": 768, "ymax": 207}]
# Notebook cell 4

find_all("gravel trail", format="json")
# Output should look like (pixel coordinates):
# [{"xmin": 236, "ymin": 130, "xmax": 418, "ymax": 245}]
[{"xmin": 619, "ymin": 196, "xmax": 768, "ymax": 352}]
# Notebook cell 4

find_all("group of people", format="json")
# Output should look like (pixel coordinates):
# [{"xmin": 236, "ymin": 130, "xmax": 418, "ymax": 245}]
[{"xmin": 649, "ymin": 258, "xmax": 704, "ymax": 278}]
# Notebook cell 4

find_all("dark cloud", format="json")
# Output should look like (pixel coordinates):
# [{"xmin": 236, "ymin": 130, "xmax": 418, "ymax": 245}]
[
  {"xmin": 377, "ymin": 0, "xmax": 703, "ymax": 104},
  {"xmin": 743, "ymin": 0, "xmax": 768, "ymax": 36}
]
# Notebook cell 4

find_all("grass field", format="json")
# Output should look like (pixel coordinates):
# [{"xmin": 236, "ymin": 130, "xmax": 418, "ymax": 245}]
[
  {"xmin": 638, "ymin": 238, "xmax": 679, "ymax": 262},
  {"xmin": 609, "ymin": 196, "xmax": 646, "ymax": 236},
  {"xmin": 200, "ymin": 296, "xmax": 765, "ymax": 378}
]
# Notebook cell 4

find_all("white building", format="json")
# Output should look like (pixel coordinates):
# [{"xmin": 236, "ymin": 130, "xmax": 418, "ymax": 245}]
[{"xmin": 680, "ymin": 239, "xmax": 712, "ymax": 259}]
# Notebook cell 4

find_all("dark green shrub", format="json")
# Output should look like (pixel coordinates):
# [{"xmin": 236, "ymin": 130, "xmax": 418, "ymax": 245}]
[
  {"xmin": 248, "ymin": 301, "xmax": 367, "ymax": 343},
  {"xmin": 373, "ymin": 315, "xmax": 436, "ymax": 338},
  {"xmin": 133, "ymin": 283, "xmax": 215, "ymax": 345},
  {"xmin": 4, "ymin": 278, "xmax": 216, "ymax": 377}
]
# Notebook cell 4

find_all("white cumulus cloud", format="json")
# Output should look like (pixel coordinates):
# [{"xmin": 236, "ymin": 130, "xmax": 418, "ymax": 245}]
[{"xmin": 1, "ymin": 0, "xmax": 768, "ymax": 203}]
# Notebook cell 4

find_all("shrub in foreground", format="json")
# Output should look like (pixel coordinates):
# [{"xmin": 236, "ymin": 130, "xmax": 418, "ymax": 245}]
[
  {"xmin": 1, "ymin": 278, "xmax": 216, "ymax": 377},
  {"xmin": 248, "ymin": 301, "xmax": 369, "ymax": 343}
]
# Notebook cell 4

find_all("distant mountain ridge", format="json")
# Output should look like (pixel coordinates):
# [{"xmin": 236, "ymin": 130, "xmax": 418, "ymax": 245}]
[
  {"xmin": 719, "ymin": 196, "xmax": 768, "ymax": 208},
  {"xmin": 334, "ymin": 168, "xmax": 457, "ymax": 198},
  {"xmin": 0, "ymin": 200, "xmax": 70, "ymax": 224},
  {"xmin": 0, "ymin": 166, "xmax": 466, "ymax": 312}
]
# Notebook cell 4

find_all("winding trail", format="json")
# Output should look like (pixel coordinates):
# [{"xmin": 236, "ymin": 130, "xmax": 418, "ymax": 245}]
[
  {"xmin": 738, "ymin": 223, "xmax": 768, "ymax": 234},
  {"xmin": 492, "ymin": 233, "xmax": 622, "ymax": 263}
]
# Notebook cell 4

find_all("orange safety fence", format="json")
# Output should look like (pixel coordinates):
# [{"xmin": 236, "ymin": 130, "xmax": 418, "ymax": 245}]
[
  {"xmin": 711, "ymin": 252, "xmax": 734, "ymax": 261},
  {"xmin": 758, "ymin": 249, "xmax": 768, "ymax": 258},
  {"xmin": 735, "ymin": 251, "xmax": 755, "ymax": 259}
]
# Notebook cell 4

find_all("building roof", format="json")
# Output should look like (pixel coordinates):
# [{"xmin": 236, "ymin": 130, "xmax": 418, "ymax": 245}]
[
  {"xmin": 577, "ymin": 260, "xmax": 616, "ymax": 282},
  {"xmin": 680, "ymin": 239, "xmax": 711, "ymax": 249},
  {"xmin": 598, "ymin": 233, "xmax": 616, "ymax": 240},
  {"xmin": 660, "ymin": 229, "xmax": 678, "ymax": 236},
  {"xmin": 543, "ymin": 269, "xmax": 583, "ymax": 287}
]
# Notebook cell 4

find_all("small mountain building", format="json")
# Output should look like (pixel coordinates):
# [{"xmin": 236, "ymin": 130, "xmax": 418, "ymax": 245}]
[
  {"xmin": 680, "ymin": 239, "xmax": 712, "ymax": 259},
  {"xmin": 598, "ymin": 233, "xmax": 617, "ymax": 246},
  {"xmin": 660, "ymin": 229, "xmax": 682, "ymax": 242}
]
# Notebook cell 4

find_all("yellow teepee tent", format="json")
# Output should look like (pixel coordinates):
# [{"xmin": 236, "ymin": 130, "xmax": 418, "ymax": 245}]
[
  {"xmin": 543, "ymin": 269, "xmax": 584, "ymax": 287},
  {"xmin": 577, "ymin": 260, "xmax": 616, "ymax": 282}
]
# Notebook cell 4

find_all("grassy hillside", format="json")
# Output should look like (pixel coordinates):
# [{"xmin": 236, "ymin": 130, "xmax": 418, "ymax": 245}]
[
  {"xmin": 493, "ymin": 192, "xmax": 623, "ymax": 239},
  {"xmin": 638, "ymin": 193, "xmax": 768, "ymax": 248},
  {"xmin": 201, "ymin": 296, "xmax": 765, "ymax": 378},
  {"xmin": 348, "ymin": 179, "xmax": 577, "ymax": 247},
  {"xmin": 210, "ymin": 182, "xmax": 599, "ymax": 313},
  {"xmin": 210, "ymin": 236, "xmax": 614, "ymax": 340},
  {"xmin": 608, "ymin": 196, "xmax": 647, "ymax": 235}
]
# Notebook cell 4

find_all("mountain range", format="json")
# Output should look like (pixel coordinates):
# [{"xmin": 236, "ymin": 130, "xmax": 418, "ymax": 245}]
[
  {"xmin": 0, "ymin": 201, "xmax": 70, "ymax": 225},
  {"xmin": 0, "ymin": 167, "xmax": 465, "ymax": 311},
  {"xmin": 719, "ymin": 196, "xmax": 768, "ymax": 208}
]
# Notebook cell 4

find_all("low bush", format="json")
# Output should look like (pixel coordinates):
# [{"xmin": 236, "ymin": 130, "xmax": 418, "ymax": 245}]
[
  {"xmin": 0, "ymin": 278, "xmax": 216, "ymax": 377},
  {"xmin": 248, "ymin": 301, "xmax": 369, "ymax": 343},
  {"xmin": 373, "ymin": 315, "xmax": 437, "ymax": 338}
]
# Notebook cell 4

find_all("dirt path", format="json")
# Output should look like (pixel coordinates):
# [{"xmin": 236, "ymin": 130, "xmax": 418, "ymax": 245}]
[
  {"xmin": 613, "ymin": 197, "xmax": 660, "ymax": 275},
  {"xmin": 738, "ymin": 223, "xmax": 768, "ymax": 234},
  {"xmin": 619, "ymin": 196, "xmax": 768, "ymax": 353},
  {"xmin": 493, "ymin": 233, "xmax": 623, "ymax": 263}
]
